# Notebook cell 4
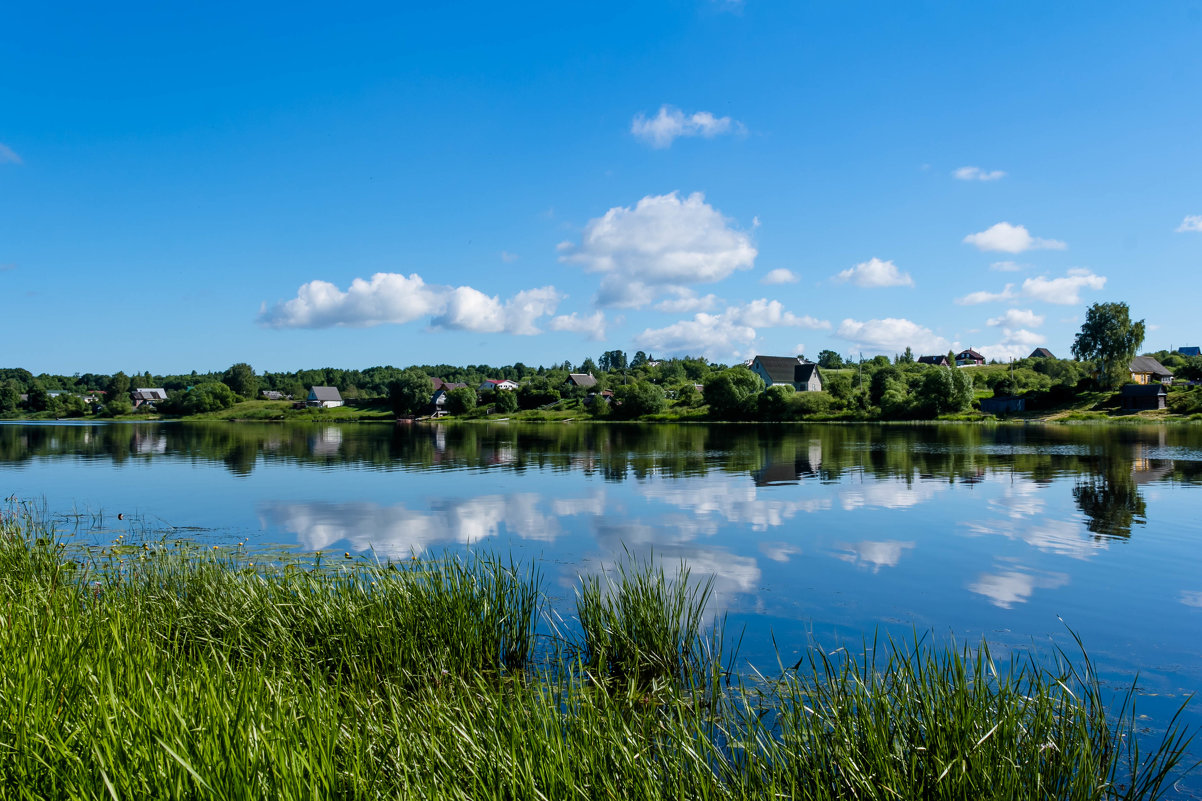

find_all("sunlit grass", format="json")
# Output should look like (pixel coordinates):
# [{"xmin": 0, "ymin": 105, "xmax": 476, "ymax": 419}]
[{"xmin": 0, "ymin": 503, "xmax": 1196, "ymax": 799}]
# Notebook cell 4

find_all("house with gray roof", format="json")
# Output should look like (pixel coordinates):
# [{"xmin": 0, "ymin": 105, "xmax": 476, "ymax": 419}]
[
  {"xmin": 566, "ymin": 373, "xmax": 598, "ymax": 389},
  {"xmin": 1120, "ymin": 383, "xmax": 1167, "ymax": 410},
  {"xmin": 307, "ymin": 386, "xmax": 344, "ymax": 408},
  {"xmin": 1128, "ymin": 356, "xmax": 1173, "ymax": 385},
  {"xmin": 1029, "ymin": 347, "xmax": 1055, "ymax": 359},
  {"xmin": 749, "ymin": 355, "xmax": 823, "ymax": 392}
]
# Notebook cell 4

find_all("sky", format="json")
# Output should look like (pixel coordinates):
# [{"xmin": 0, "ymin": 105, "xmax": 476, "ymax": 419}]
[{"xmin": 2, "ymin": 1, "xmax": 1201, "ymax": 375}]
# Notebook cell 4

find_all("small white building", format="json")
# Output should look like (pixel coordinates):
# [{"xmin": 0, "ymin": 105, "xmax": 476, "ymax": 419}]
[
  {"xmin": 307, "ymin": 386, "xmax": 344, "ymax": 408},
  {"xmin": 478, "ymin": 379, "xmax": 519, "ymax": 392},
  {"xmin": 748, "ymin": 356, "xmax": 823, "ymax": 392}
]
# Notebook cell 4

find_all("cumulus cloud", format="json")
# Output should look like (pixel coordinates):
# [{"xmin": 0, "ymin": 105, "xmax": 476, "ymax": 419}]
[
  {"xmin": 258, "ymin": 272, "xmax": 563, "ymax": 335},
  {"xmin": 968, "ymin": 569, "xmax": 1069, "ymax": 609},
  {"xmin": 990, "ymin": 260, "xmax": 1023, "ymax": 272},
  {"xmin": 834, "ymin": 257, "xmax": 914, "ymax": 288},
  {"xmin": 1021, "ymin": 268, "xmax": 1106, "ymax": 304},
  {"xmin": 761, "ymin": 268, "xmax": 799, "ymax": 285},
  {"xmin": 987, "ymin": 308, "xmax": 1044, "ymax": 328},
  {"xmin": 977, "ymin": 329, "xmax": 1044, "ymax": 362},
  {"xmin": 634, "ymin": 313, "xmax": 757, "ymax": 360},
  {"xmin": 953, "ymin": 166, "xmax": 1005, "ymax": 181},
  {"xmin": 725, "ymin": 299, "xmax": 830, "ymax": 330},
  {"xmin": 558, "ymin": 192, "xmax": 757, "ymax": 308},
  {"xmin": 630, "ymin": 105, "xmax": 743, "ymax": 148},
  {"xmin": 654, "ymin": 289, "xmax": 720, "ymax": 313},
  {"xmin": 547, "ymin": 310, "xmax": 607, "ymax": 340},
  {"xmin": 833, "ymin": 540, "xmax": 915, "ymax": 573},
  {"xmin": 0, "ymin": 144, "xmax": 20, "ymax": 165},
  {"xmin": 1176, "ymin": 215, "xmax": 1202, "ymax": 233},
  {"xmin": 956, "ymin": 269, "xmax": 1105, "ymax": 306},
  {"xmin": 963, "ymin": 222, "xmax": 1067, "ymax": 253},
  {"xmin": 835, "ymin": 317, "xmax": 951, "ymax": 355}
]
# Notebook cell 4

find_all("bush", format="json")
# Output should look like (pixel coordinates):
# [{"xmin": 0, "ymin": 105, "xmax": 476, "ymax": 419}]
[
  {"xmin": 178, "ymin": 382, "xmax": 237, "ymax": 414},
  {"xmin": 703, "ymin": 368, "xmax": 763, "ymax": 420},
  {"xmin": 446, "ymin": 387, "xmax": 477, "ymax": 416},
  {"xmin": 791, "ymin": 391, "xmax": 833, "ymax": 417},
  {"xmin": 492, "ymin": 389, "xmax": 518, "ymax": 414},
  {"xmin": 758, "ymin": 384, "xmax": 794, "ymax": 420},
  {"xmin": 612, "ymin": 381, "xmax": 666, "ymax": 418}
]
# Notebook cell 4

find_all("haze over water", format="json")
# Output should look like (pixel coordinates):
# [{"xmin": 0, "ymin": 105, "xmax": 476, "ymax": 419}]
[{"xmin": 4, "ymin": 420, "xmax": 1201, "ymax": 771}]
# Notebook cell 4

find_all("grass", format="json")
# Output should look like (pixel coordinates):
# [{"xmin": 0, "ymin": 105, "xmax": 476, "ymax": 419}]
[{"xmin": 0, "ymin": 504, "xmax": 1196, "ymax": 799}]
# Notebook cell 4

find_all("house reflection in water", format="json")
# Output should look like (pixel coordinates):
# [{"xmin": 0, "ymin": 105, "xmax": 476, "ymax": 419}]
[
  {"xmin": 1072, "ymin": 436, "xmax": 1171, "ymax": 539},
  {"xmin": 753, "ymin": 439, "xmax": 823, "ymax": 486},
  {"xmin": 310, "ymin": 427, "xmax": 343, "ymax": 457}
]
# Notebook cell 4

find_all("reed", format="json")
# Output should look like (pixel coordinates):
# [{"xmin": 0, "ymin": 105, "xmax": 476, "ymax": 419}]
[{"xmin": 0, "ymin": 506, "xmax": 1195, "ymax": 799}]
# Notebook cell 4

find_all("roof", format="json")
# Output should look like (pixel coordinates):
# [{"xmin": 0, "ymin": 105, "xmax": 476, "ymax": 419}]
[
  {"xmin": 917, "ymin": 355, "xmax": 948, "ymax": 365},
  {"xmin": 796, "ymin": 363, "xmax": 821, "ymax": 384},
  {"xmin": 1178, "ymin": 346, "xmax": 1201, "ymax": 357},
  {"xmin": 956, "ymin": 349, "xmax": 985, "ymax": 360},
  {"xmin": 1029, "ymin": 348, "xmax": 1055, "ymax": 359},
  {"xmin": 753, "ymin": 356, "xmax": 805, "ymax": 384},
  {"xmin": 1120, "ymin": 383, "xmax": 1166, "ymax": 396},
  {"xmin": 135, "ymin": 387, "xmax": 167, "ymax": 399},
  {"xmin": 483, "ymin": 378, "xmax": 512, "ymax": 385},
  {"xmin": 309, "ymin": 386, "xmax": 343, "ymax": 401},
  {"xmin": 567, "ymin": 373, "xmax": 597, "ymax": 388},
  {"xmin": 1129, "ymin": 356, "xmax": 1173, "ymax": 376}
]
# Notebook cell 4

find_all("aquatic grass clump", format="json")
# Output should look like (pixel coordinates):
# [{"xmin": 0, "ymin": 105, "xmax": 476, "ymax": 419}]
[{"xmin": 576, "ymin": 556, "xmax": 729, "ymax": 694}]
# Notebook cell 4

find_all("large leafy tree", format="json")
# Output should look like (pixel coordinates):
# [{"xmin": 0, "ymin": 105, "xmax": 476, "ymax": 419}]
[
  {"xmin": 221, "ymin": 363, "xmax": 258, "ymax": 398},
  {"xmin": 612, "ymin": 381, "xmax": 665, "ymax": 418},
  {"xmin": 702, "ymin": 367, "xmax": 764, "ymax": 420},
  {"xmin": 445, "ymin": 387, "xmax": 477, "ymax": 415},
  {"xmin": 389, "ymin": 370, "xmax": 432, "ymax": 416},
  {"xmin": 1071, "ymin": 302, "xmax": 1145, "ymax": 389},
  {"xmin": 817, "ymin": 350, "xmax": 845, "ymax": 369}
]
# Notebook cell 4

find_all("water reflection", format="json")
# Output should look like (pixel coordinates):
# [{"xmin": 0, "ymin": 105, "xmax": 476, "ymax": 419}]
[{"xmin": 967, "ymin": 568, "xmax": 1071, "ymax": 609}]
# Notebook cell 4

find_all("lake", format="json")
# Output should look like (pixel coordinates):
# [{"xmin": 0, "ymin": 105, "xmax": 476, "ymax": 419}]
[{"xmin": 3, "ymin": 419, "xmax": 1201, "ymax": 776}]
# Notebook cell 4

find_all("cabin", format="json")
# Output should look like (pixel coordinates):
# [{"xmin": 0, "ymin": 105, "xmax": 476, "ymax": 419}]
[
  {"xmin": 478, "ymin": 379, "xmax": 519, "ymax": 392},
  {"xmin": 131, "ymin": 387, "xmax": 168, "ymax": 409},
  {"xmin": 261, "ymin": 390, "xmax": 287, "ymax": 401},
  {"xmin": 955, "ymin": 349, "xmax": 985, "ymax": 367},
  {"xmin": 748, "ymin": 355, "xmax": 823, "ymax": 392},
  {"xmin": 980, "ymin": 396, "xmax": 1026, "ymax": 414},
  {"xmin": 1177, "ymin": 346, "xmax": 1201, "ymax": 357},
  {"xmin": 917, "ymin": 355, "xmax": 950, "ymax": 367},
  {"xmin": 1128, "ymin": 356, "xmax": 1173, "ymax": 385},
  {"xmin": 1120, "ymin": 383, "xmax": 1167, "ymax": 411},
  {"xmin": 307, "ymin": 386, "xmax": 344, "ymax": 408},
  {"xmin": 1029, "ymin": 348, "xmax": 1055, "ymax": 359},
  {"xmin": 430, "ymin": 383, "xmax": 469, "ymax": 410},
  {"xmin": 566, "ymin": 373, "xmax": 598, "ymax": 389}
]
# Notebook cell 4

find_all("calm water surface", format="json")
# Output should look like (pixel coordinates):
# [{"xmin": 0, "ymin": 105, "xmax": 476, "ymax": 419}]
[{"xmin": 3, "ymin": 420, "xmax": 1201, "ymax": 777}]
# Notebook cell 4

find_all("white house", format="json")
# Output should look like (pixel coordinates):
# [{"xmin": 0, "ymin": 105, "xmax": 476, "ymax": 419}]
[
  {"xmin": 307, "ymin": 386, "xmax": 344, "ymax": 408},
  {"xmin": 748, "ymin": 356, "xmax": 823, "ymax": 392},
  {"xmin": 478, "ymin": 379, "xmax": 519, "ymax": 392}
]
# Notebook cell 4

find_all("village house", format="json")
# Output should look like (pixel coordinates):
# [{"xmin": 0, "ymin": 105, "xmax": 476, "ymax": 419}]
[
  {"xmin": 1029, "ymin": 347, "xmax": 1055, "ymax": 359},
  {"xmin": 131, "ymin": 387, "xmax": 168, "ymax": 409},
  {"xmin": 261, "ymin": 390, "xmax": 288, "ymax": 401},
  {"xmin": 954, "ymin": 349, "xmax": 985, "ymax": 367},
  {"xmin": 1177, "ymin": 346, "xmax": 1201, "ymax": 357},
  {"xmin": 1120, "ymin": 383, "xmax": 1167, "ymax": 411},
  {"xmin": 566, "ymin": 373, "xmax": 598, "ymax": 389},
  {"xmin": 1129, "ymin": 356, "xmax": 1173, "ymax": 385},
  {"xmin": 748, "ymin": 355, "xmax": 823, "ymax": 392},
  {"xmin": 306, "ymin": 386, "xmax": 344, "ymax": 408},
  {"xmin": 430, "ymin": 383, "xmax": 469, "ymax": 411},
  {"xmin": 917, "ymin": 355, "xmax": 950, "ymax": 367},
  {"xmin": 478, "ymin": 379, "xmax": 519, "ymax": 392}
]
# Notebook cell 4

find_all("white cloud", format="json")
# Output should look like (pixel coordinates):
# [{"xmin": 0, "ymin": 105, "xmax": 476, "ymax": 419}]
[
  {"xmin": 547, "ymin": 311, "xmax": 607, "ymax": 340},
  {"xmin": 1175, "ymin": 215, "xmax": 1202, "ymax": 233},
  {"xmin": 956, "ymin": 269, "xmax": 1106, "ymax": 307},
  {"xmin": 977, "ymin": 329, "xmax": 1044, "ymax": 362},
  {"xmin": 987, "ymin": 308, "xmax": 1044, "ymax": 328},
  {"xmin": 835, "ymin": 317, "xmax": 951, "ymax": 355},
  {"xmin": 953, "ymin": 166, "xmax": 1006, "ymax": 181},
  {"xmin": 258, "ymin": 272, "xmax": 562, "ymax": 335},
  {"xmin": 559, "ymin": 192, "xmax": 757, "ymax": 308},
  {"xmin": 761, "ymin": 268, "xmax": 799, "ymax": 285},
  {"xmin": 1021, "ymin": 268, "xmax": 1105, "ymax": 304},
  {"xmin": 500, "ymin": 251, "xmax": 519, "ymax": 263},
  {"xmin": 990, "ymin": 261, "xmax": 1023, "ymax": 272},
  {"xmin": 634, "ymin": 313, "xmax": 757, "ymax": 360},
  {"xmin": 654, "ymin": 289, "xmax": 720, "ymax": 313},
  {"xmin": 630, "ymin": 105, "xmax": 743, "ymax": 148},
  {"xmin": 967, "ymin": 569, "xmax": 1069, "ymax": 609},
  {"xmin": 834, "ymin": 257, "xmax": 914, "ymax": 288},
  {"xmin": 833, "ymin": 540, "xmax": 915, "ymax": 573},
  {"xmin": 725, "ymin": 299, "xmax": 830, "ymax": 330},
  {"xmin": 0, "ymin": 144, "xmax": 21, "ymax": 165},
  {"xmin": 963, "ymin": 222, "xmax": 1067, "ymax": 253}
]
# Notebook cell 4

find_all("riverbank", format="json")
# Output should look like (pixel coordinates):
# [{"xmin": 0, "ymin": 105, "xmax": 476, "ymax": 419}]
[{"xmin": 0, "ymin": 506, "xmax": 1195, "ymax": 799}]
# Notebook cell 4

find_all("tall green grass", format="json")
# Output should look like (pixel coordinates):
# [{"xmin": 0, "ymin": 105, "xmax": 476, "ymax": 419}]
[{"xmin": 0, "ymin": 504, "xmax": 1196, "ymax": 799}]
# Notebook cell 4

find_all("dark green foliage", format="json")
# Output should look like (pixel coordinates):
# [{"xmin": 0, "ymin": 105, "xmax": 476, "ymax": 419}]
[
  {"xmin": 915, "ymin": 368, "xmax": 975, "ymax": 416},
  {"xmin": 703, "ymin": 367, "xmax": 764, "ymax": 420},
  {"xmin": 389, "ymin": 369, "xmax": 432, "ymax": 416},
  {"xmin": 612, "ymin": 381, "xmax": 666, "ymax": 418},
  {"xmin": 1072, "ymin": 302, "xmax": 1146, "ymax": 389},
  {"xmin": 598, "ymin": 350, "xmax": 628, "ymax": 372},
  {"xmin": 220, "ymin": 362, "xmax": 258, "ymax": 398},
  {"xmin": 790, "ymin": 390, "xmax": 833, "ymax": 417},
  {"xmin": 24, "ymin": 384, "xmax": 50, "ymax": 412},
  {"xmin": 517, "ymin": 378, "xmax": 560, "ymax": 409},
  {"xmin": 446, "ymin": 386, "xmax": 477, "ymax": 415},
  {"xmin": 817, "ymin": 349, "xmax": 845, "ymax": 369},
  {"xmin": 177, "ymin": 381, "xmax": 237, "ymax": 414},
  {"xmin": 492, "ymin": 389, "xmax": 519, "ymax": 414},
  {"xmin": 758, "ymin": 384, "xmax": 794, "ymax": 419},
  {"xmin": 0, "ymin": 379, "xmax": 19, "ymax": 413},
  {"xmin": 107, "ymin": 370, "xmax": 131, "ymax": 398}
]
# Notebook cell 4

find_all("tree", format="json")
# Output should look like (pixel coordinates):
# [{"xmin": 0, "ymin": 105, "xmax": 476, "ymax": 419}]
[
  {"xmin": 221, "ymin": 363, "xmax": 258, "ymax": 398},
  {"xmin": 179, "ymin": 382, "xmax": 237, "ymax": 414},
  {"xmin": 446, "ymin": 387, "xmax": 477, "ymax": 415},
  {"xmin": 817, "ymin": 350, "xmax": 845, "ymax": 369},
  {"xmin": 492, "ymin": 389, "xmax": 519, "ymax": 414},
  {"xmin": 1072, "ymin": 302, "xmax": 1146, "ymax": 389},
  {"xmin": 758, "ymin": 384, "xmax": 794, "ymax": 420},
  {"xmin": 598, "ymin": 350, "xmax": 628, "ymax": 373},
  {"xmin": 0, "ymin": 379, "xmax": 20, "ymax": 413},
  {"xmin": 702, "ymin": 367, "xmax": 764, "ymax": 420},
  {"xmin": 107, "ymin": 371, "xmax": 131, "ymax": 399},
  {"xmin": 631, "ymin": 351, "xmax": 649, "ymax": 368},
  {"xmin": 914, "ymin": 368, "xmax": 974, "ymax": 417},
  {"xmin": 612, "ymin": 381, "xmax": 665, "ymax": 418},
  {"xmin": 898, "ymin": 346, "xmax": 914, "ymax": 364},
  {"xmin": 579, "ymin": 357, "xmax": 598, "ymax": 375},
  {"xmin": 389, "ymin": 370, "xmax": 432, "ymax": 416}
]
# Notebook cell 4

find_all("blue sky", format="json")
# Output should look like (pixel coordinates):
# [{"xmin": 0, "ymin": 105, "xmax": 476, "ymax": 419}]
[{"xmin": 3, "ymin": 1, "xmax": 1201, "ymax": 374}]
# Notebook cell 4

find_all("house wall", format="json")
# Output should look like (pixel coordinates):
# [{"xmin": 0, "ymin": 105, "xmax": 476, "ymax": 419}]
[{"xmin": 801, "ymin": 372, "xmax": 822, "ymax": 392}]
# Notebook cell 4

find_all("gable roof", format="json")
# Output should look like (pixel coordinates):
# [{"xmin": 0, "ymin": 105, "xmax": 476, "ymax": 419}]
[
  {"xmin": 567, "ymin": 373, "xmax": 597, "ymax": 388},
  {"xmin": 956, "ymin": 348, "xmax": 985, "ymax": 361},
  {"xmin": 1029, "ymin": 348, "xmax": 1055, "ymax": 359},
  {"xmin": 1178, "ymin": 346, "xmax": 1201, "ymax": 357},
  {"xmin": 917, "ymin": 355, "xmax": 949, "ymax": 366},
  {"xmin": 796, "ymin": 363, "xmax": 821, "ymax": 384},
  {"xmin": 753, "ymin": 356, "xmax": 805, "ymax": 384},
  {"xmin": 1120, "ymin": 383, "xmax": 1166, "ymax": 396},
  {"xmin": 134, "ymin": 387, "xmax": 168, "ymax": 399},
  {"xmin": 1129, "ymin": 356, "xmax": 1172, "ymax": 376},
  {"xmin": 309, "ymin": 386, "xmax": 342, "ymax": 401}
]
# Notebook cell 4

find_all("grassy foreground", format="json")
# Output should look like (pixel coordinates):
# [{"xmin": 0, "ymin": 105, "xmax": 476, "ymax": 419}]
[{"xmin": 0, "ymin": 509, "xmax": 1196, "ymax": 799}]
